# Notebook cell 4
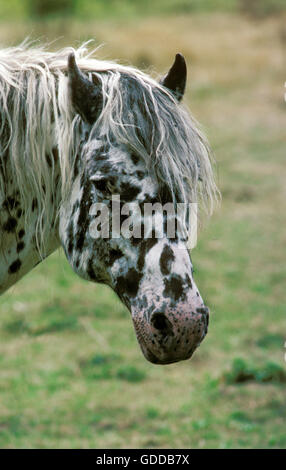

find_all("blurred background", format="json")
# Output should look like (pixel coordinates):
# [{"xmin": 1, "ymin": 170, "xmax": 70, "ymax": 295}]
[{"xmin": 0, "ymin": 0, "xmax": 285, "ymax": 449}]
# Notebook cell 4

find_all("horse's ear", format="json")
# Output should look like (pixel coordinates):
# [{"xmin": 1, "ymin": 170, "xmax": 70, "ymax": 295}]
[
  {"xmin": 67, "ymin": 52, "xmax": 102, "ymax": 124},
  {"xmin": 160, "ymin": 53, "xmax": 187, "ymax": 102}
]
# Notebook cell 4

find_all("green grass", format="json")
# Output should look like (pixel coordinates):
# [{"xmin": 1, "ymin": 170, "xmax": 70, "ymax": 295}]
[
  {"xmin": 0, "ymin": 12, "xmax": 286, "ymax": 448},
  {"xmin": 1, "ymin": 0, "xmax": 286, "ymax": 21},
  {"xmin": 0, "ymin": 0, "xmax": 240, "ymax": 21}
]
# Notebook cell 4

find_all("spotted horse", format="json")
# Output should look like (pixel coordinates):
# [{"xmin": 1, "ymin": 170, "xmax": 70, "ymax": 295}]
[{"xmin": 0, "ymin": 43, "xmax": 219, "ymax": 364}]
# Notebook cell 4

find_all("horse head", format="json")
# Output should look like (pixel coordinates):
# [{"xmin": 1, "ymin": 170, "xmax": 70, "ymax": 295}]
[{"xmin": 59, "ymin": 52, "xmax": 215, "ymax": 364}]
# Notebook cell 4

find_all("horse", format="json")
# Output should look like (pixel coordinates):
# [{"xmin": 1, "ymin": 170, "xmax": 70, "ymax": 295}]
[{"xmin": 0, "ymin": 42, "xmax": 218, "ymax": 364}]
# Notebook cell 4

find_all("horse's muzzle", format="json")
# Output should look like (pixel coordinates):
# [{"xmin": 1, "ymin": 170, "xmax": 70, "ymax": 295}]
[{"xmin": 131, "ymin": 304, "xmax": 209, "ymax": 365}]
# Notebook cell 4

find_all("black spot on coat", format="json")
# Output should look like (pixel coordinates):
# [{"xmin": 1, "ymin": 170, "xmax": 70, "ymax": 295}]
[
  {"xmin": 18, "ymin": 229, "xmax": 25, "ymax": 239},
  {"xmin": 3, "ymin": 217, "xmax": 17, "ymax": 232},
  {"xmin": 107, "ymin": 248, "xmax": 123, "ymax": 266},
  {"xmin": 163, "ymin": 274, "xmax": 185, "ymax": 301},
  {"xmin": 8, "ymin": 259, "xmax": 22, "ymax": 274},
  {"xmin": 159, "ymin": 244, "xmax": 175, "ymax": 275},
  {"xmin": 16, "ymin": 241, "xmax": 25, "ymax": 253},
  {"xmin": 3, "ymin": 196, "xmax": 19, "ymax": 211},
  {"xmin": 116, "ymin": 268, "xmax": 143, "ymax": 298}
]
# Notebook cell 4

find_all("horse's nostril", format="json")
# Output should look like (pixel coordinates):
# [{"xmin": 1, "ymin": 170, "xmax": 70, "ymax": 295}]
[{"xmin": 151, "ymin": 312, "xmax": 170, "ymax": 331}]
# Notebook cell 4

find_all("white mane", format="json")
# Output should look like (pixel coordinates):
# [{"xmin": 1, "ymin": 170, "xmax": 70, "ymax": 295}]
[{"xmin": 0, "ymin": 41, "xmax": 219, "ymax": 251}]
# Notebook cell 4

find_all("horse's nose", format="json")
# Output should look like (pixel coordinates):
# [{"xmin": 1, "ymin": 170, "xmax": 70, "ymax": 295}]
[
  {"xmin": 145, "ymin": 305, "xmax": 209, "ymax": 364},
  {"xmin": 131, "ymin": 300, "xmax": 210, "ymax": 365}
]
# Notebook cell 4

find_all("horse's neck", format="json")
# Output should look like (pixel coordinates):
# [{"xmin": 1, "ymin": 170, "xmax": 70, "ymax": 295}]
[{"xmin": 0, "ymin": 165, "xmax": 60, "ymax": 295}]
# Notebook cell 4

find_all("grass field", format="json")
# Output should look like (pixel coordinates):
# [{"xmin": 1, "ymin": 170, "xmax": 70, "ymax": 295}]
[{"xmin": 0, "ymin": 10, "xmax": 286, "ymax": 448}]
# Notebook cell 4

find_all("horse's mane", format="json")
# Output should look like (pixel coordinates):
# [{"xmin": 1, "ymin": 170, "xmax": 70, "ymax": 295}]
[{"xmin": 0, "ymin": 41, "xmax": 219, "ymax": 251}]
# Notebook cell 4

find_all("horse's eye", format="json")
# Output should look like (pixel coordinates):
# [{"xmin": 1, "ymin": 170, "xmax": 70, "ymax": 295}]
[
  {"xmin": 92, "ymin": 178, "xmax": 108, "ymax": 193},
  {"xmin": 92, "ymin": 177, "xmax": 116, "ymax": 194}
]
